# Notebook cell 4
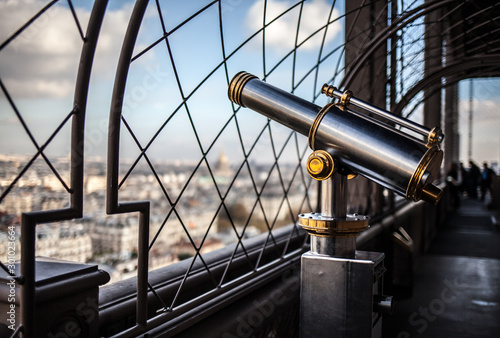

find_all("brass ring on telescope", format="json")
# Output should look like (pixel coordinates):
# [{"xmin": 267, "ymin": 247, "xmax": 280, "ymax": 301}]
[
  {"xmin": 228, "ymin": 71, "xmax": 257, "ymax": 107},
  {"xmin": 308, "ymin": 102, "xmax": 335, "ymax": 150},
  {"xmin": 321, "ymin": 83, "xmax": 337, "ymax": 98},
  {"xmin": 406, "ymin": 145, "xmax": 443, "ymax": 204}
]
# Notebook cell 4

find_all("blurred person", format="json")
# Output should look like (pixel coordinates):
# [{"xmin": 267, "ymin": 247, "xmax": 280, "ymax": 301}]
[
  {"xmin": 480, "ymin": 162, "xmax": 494, "ymax": 202},
  {"xmin": 459, "ymin": 162, "xmax": 467, "ymax": 195},
  {"xmin": 467, "ymin": 161, "xmax": 480, "ymax": 199}
]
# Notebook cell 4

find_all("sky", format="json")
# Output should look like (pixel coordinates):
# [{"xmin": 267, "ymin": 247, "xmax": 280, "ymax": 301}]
[
  {"xmin": 458, "ymin": 79, "xmax": 500, "ymax": 167},
  {"xmin": 0, "ymin": 0, "xmax": 499, "ymax": 168},
  {"xmin": 0, "ymin": 0, "xmax": 342, "ymax": 166}
]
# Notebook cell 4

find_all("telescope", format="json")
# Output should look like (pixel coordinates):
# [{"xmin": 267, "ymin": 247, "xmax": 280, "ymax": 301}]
[
  {"xmin": 228, "ymin": 71, "xmax": 444, "ymax": 337},
  {"xmin": 229, "ymin": 71, "xmax": 443, "ymax": 205}
]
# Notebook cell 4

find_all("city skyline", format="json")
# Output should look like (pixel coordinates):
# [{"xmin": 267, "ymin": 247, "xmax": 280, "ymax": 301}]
[{"xmin": 0, "ymin": 150, "xmax": 314, "ymax": 283}]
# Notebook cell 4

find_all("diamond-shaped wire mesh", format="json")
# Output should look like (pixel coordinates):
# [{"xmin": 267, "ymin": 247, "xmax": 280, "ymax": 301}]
[{"xmin": 0, "ymin": 1, "xmax": 90, "ymax": 265}]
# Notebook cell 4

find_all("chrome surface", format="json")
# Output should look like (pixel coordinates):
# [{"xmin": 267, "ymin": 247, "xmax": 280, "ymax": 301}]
[
  {"xmin": 308, "ymin": 176, "xmax": 358, "ymax": 257},
  {"xmin": 331, "ymin": 174, "xmax": 347, "ymax": 219},
  {"xmin": 236, "ymin": 75, "xmax": 320, "ymax": 137},
  {"xmin": 310, "ymin": 236, "xmax": 355, "ymax": 257},
  {"xmin": 300, "ymin": 251, "xmax": 386, "ymax": 337},
  {"xmin": 229, "ymin": 73, "xmax": 443, "ymax": 203},
  {"xmin": 321, "ymin": 83, "xmax": 435, "ymax": 139},
  {"xmin": 345, "ymin": 106, "xmax": 426, "ymax": 146},
  {"xmin": 320, "ymin": 175, "xmax": 333, "ymax": 217}
]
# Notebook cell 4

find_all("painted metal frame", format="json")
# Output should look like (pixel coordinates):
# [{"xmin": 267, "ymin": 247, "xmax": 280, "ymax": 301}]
[{"xmin": 2, "ymin": 1, "xmax": 109, "ymax": 336}]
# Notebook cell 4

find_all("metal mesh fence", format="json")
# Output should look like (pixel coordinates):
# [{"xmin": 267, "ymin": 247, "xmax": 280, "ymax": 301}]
[{"xmin": 2, "ymin": 0, "xmax": 500, "ymax": 336}]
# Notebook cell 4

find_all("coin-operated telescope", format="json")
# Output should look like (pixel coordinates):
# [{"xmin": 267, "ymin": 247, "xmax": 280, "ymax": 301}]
[{"xmin": 228, "ymin": 71, "xmax": 444, "ymax": 337}]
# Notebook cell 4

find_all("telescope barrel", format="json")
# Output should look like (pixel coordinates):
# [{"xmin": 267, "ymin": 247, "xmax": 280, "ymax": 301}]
[{"xmin": 228, "ymin": 72, "xmax": 443, "ymax": 204}]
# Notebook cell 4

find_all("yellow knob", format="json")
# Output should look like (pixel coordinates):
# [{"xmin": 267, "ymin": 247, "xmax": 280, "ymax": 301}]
[
  {"xmin": 306, "ymin": 150, "xmax": 334, "ymax": 180},
  {"xmin": 309, "ymin": 158, "xmax": 324, "ymax": 173}
]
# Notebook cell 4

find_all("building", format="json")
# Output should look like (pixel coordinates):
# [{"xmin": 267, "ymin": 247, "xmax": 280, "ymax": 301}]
[
  {"xmin": 90, "ymin": 216, "xmax": 139, "ymax": 255},
  {"xmin": 0, "ymin": 222, "xmax": 92, "ymax": 263}
]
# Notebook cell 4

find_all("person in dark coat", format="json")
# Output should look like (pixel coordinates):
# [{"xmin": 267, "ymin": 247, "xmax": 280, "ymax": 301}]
[
  {"xmin": 459, "ymin": 162, "xmax": 467, "ymax": 195},
  {"xmin": 468, "ymin": 161, "xmax": 480, "ymax": 199},
  {"xmin": 480, "ymin": 162, "xmax": 494, "ymax": 202}
]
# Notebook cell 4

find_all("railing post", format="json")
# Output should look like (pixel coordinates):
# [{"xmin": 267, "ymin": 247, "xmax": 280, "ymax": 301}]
[{"xmin": 0, "ymin": 259, "xmax": 109, "ymax": 337}]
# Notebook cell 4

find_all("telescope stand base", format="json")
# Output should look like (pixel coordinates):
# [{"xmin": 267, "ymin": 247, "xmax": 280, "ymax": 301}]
[{"xmin": 300, "ymin": 251, "xmax": 387, "ymax": 338}]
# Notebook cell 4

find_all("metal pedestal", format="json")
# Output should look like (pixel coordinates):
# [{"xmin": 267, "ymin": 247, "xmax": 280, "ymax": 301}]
[
  {"xmin": 298, "ymin": 175, "xmax": 392, "ymax": 337},
  {"xmin": 300, "ymin": 251, "xmax": 388, "ymax": 337}
]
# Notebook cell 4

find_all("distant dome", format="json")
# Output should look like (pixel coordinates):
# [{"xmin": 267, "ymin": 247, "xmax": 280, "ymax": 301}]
[
  {"xmin": 216, "ymin": 149, "xmax": 230, "ymax": 172},
  {"xmin": 215, "ymin": 149, "xmax": 233, "ymax": 178}
]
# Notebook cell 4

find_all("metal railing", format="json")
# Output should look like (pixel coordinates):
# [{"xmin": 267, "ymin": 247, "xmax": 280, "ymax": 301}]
[{"xmin": 0, "ymin": 1, "xmax": 108, "ymax": 336}]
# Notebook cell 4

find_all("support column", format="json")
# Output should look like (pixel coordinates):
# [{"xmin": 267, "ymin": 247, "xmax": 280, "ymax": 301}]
[
  {"xmin": 299, "ymin": 175, "xmax": 392, "ymax": 337},
  {"xmin": 345, "ymin": 0, "xmax": 387, "ymax": 106},
  {"xmin": 444, "ymin": 81, "xmax": 459, "ymax": 172},
  {"xmin": 423, "ymin": 1, "xmax": 443, "ymax": 130}
]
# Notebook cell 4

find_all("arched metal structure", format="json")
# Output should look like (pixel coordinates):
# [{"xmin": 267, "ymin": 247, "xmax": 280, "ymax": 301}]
[
  {"xmin": 394, "ymin": 54, "xmax": 500, "ymax": 118},
  {"xmin": 0, "ymin": 1, "xmax": 108, "ymax": 336}
]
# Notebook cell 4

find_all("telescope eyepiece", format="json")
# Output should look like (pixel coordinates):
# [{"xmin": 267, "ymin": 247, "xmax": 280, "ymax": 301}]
[
  {"xmin": 228, "ymin": 71, "xmax": 257, "ymax": 107},
  {"xmin": 420, "ymin": 184, "xmax": 443, "ymax": 205}
]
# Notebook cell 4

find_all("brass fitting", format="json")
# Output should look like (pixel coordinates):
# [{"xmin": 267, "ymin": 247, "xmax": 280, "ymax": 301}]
[
  {"xmin": 298, "ymin": 212, "xmax": 369, "ymax": 238},
  {"xmin": 340, "ymin": 90, "xmax": 353, "ymax": 108},
  {"xmin": 406, "ymin": 145, "xmax": 443, "ymax": 204},
  {"xmin": 306, "ymin": 150, "xmax": 335, "ymax": 180},
  {"xmin": 308, "ymin": 102, "xmax": 335, "ymax": 150},
  {"xmin": 427, "ymin": 126, "xmax": 444, "ymax": 148},
  {"xmin": 321, "ymin": 84, "xmax": 353, "ymax": 109},
  {"xmin": 228, "ymin": 71, "xmax": 257, "ymax": 107},
  {"xmin": 321, "ymin": 83, "xmax": 337, "ymax": 98}
]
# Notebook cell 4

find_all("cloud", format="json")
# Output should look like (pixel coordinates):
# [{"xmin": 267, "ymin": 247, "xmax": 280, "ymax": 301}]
[
  {"xmin": 0, "ymin": 0, "xmax": 130, "ymax": 99},
  {"xmin": 457, "ymin": 97, "xmax": 500, "ymax": 162},
  {"xmin": 246, "ymin": 0, "xmax": 341, "ymax": 51},
  {"xmin": 458, "ymin": 98, "xmax": 500, "ymax": 127},
  {"xmin": 91, "ymin": 3, "xmax": 135, "ymax": 82}
]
